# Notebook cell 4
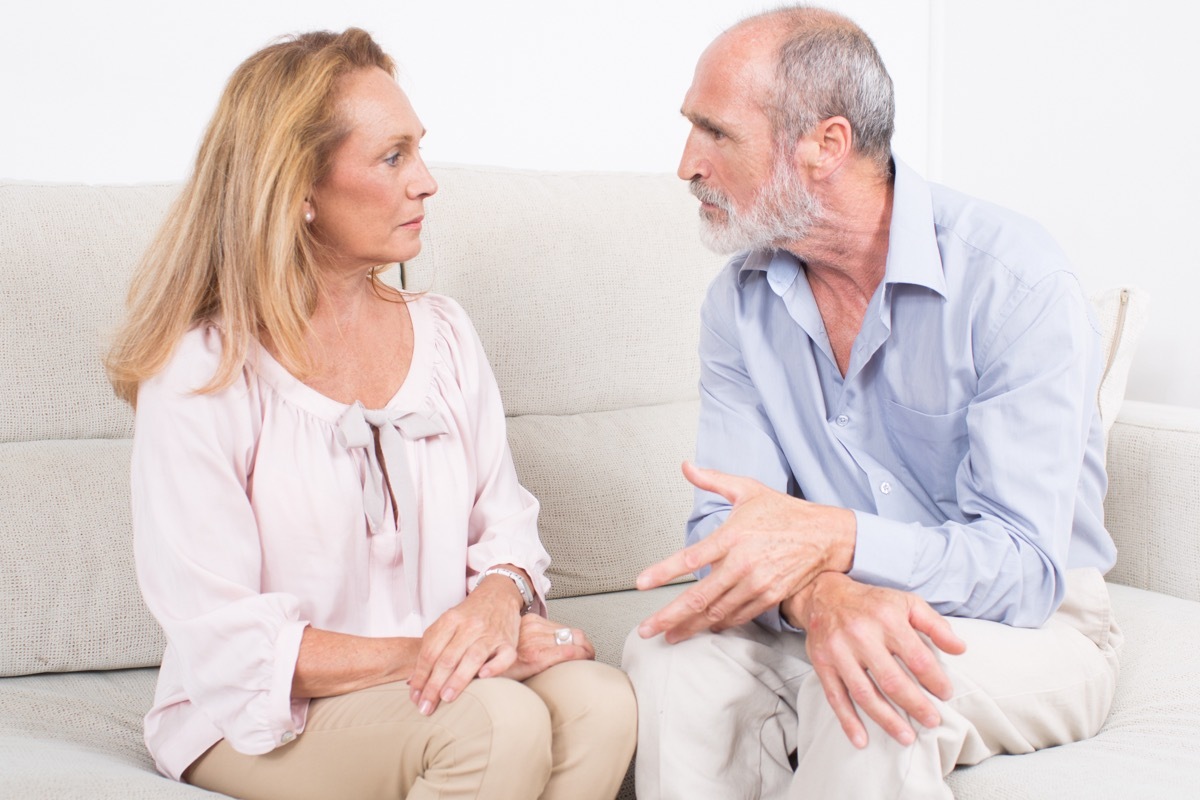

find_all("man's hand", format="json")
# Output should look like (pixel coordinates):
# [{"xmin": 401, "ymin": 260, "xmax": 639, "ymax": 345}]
[
  {"xmin": 408, "ymin": 571, "xmax": 524, "ymax": 715},
  {"xmin": 784, "ymin": 572, "xmax": 967, "ymax": 748},
  {"xmin": 636, "ymin": 462, "xmax": 856, "ymax": 643},
  {"xmin": 499, "ymin": 613, "xmax": 595, "ymax": 682}
]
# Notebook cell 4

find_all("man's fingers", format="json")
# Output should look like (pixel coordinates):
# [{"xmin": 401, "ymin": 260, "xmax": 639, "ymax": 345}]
[
  {"xmin": 637, "ymin": 565, "xmax": 743, "ymax": 639},
  {"xmin": 636, "ymin": 534, "xmax": 730, "ymax": 591},
  {"xmin": 835, "ymin": 648, "xmax": 916, "ymax": 747},
  {"xmin": 680, "ymin": 460, "xmax": 755, "ymax": 504},
  {"xmin": 910, "ymin": 602, "xmax": 967, "ymax": 657},
  {"xmin": 811, "ymin": 662, "xmax": 868, "ymax": 749}
]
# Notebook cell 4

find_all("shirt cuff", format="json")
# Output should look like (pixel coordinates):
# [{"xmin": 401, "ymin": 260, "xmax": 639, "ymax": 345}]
[{"xmin": 847, "ymin": 510, "xmax": 918, "ymax": 590}]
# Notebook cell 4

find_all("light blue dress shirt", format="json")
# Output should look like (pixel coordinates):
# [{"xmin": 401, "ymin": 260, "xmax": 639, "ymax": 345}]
[{"xmin": 689, "ymin": 158, "xmax": 1116, "ymax": 630}]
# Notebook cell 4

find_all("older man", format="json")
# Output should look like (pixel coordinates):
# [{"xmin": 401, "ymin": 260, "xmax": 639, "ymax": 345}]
[{"xmin": 622, "ymin": 6, "xmax": 1121, "ymax": 798}]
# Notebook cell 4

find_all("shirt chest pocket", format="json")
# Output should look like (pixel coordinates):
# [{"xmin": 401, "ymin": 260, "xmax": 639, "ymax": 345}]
[{"xmin": 882, "ymin": 400, "xmax": 970, "ymax": 511}]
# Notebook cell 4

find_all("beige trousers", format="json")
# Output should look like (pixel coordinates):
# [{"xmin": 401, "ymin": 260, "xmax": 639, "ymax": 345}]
[
  {"xmin": 185, "ymin": 660, "xmax": 637, "ymax": 800},
  {"xmin": 622, "ymin": 568, "xmax": 1121, "ymax": 800}
]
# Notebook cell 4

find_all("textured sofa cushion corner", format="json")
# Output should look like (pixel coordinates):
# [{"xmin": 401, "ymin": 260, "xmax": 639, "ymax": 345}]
[
  {"xmin": 0, "ymin": 183, "xmax": 180, "ymax": 444},
  {"xmin": 1104, "ymin": 401, "xmax": 1200, "ymax": 603},
  {"xmin": 0, "ymin": 440, "xmax": 164, "ymax": 677}
]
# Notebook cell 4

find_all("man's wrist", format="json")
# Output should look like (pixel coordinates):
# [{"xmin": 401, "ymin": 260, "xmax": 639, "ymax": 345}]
[{"xmin": 825, "ymin": 506, "xmax": 857, "ymax": 573}]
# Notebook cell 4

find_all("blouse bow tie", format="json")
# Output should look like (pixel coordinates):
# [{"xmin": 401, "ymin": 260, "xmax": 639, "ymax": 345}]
[{"xmin": 335, "ymin": 402, "xmax": 449, "ymax": 602}]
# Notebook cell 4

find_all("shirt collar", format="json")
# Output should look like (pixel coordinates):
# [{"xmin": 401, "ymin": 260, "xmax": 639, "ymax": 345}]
[{"xmin": 734, "ymin": 156, "xmax": 946, "ymax": 300}]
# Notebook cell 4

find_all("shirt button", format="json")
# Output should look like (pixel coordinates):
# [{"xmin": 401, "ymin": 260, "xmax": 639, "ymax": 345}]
[
  {"xmin": 880, "ymin": 481, "xmax": 892, "ymax": 495},
  {"xmin": 280, "ymin": 731, "xmax": 296, "ymax": 745},
  {"xmin": 835, "ymin": 414, "xmax": 849, "ymax": 427}
]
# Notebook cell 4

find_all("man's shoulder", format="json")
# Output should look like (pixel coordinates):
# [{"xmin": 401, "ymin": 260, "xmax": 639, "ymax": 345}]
[{"xmin": 928, "ymin": 183, "xmax": 1073, "ymax": 290}]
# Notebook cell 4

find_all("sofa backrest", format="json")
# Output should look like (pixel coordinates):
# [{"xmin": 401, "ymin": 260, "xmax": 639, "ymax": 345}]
[
  {"xmin": 0, "ymin": 183, "xmax": 177, "ymax": 677},
  {"xmin": 0, "ymin": 168, "xmax": 722, "ymax": 676}
]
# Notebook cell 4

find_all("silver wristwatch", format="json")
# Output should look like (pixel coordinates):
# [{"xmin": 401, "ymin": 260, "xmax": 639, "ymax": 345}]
[{"xmin": 480, "ymin": 567, "xmax": 535, "ymax": 614}]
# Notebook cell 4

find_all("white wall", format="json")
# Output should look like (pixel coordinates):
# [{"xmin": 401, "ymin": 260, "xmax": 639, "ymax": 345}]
[
  {"xmin": 3, "ymin": 0, "xmax": 1195, "ymax": 406},
  {"xmin": 933, "ymin": 0, "xmax": 1200, "ymax": 408}
]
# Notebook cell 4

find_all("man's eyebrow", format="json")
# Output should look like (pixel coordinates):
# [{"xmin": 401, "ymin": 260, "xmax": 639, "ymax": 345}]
[{"xmin": 682, "ymin": 111, "xmax": 728, "ymax": 135}]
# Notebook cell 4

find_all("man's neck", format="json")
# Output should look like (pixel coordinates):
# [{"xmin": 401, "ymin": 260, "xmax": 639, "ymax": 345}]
[{"xmin": 786, "ymin": 162, "xmax": 894, "ymax": 303}]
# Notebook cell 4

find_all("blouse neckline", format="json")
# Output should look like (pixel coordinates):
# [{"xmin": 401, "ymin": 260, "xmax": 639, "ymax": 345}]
[{"xmin": 249, "ymin": 294, "xmax": 435, "ymax": 423}]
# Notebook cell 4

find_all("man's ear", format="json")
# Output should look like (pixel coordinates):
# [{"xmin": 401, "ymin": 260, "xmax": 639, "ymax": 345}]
[{"xmin": 806, "ymin": 116, "xmax": 853, "ymax": 180}]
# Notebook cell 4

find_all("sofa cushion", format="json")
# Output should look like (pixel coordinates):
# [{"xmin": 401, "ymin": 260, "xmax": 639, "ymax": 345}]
[
  {"xmin": 405, "ymin": 165, "xmax": 726, "ymax": 418},
  {"xmin": 0, "ymin": 439, "xmax": 164, "ymax": 677},
  {"xmin": 509, "ymin": 402, "xmax": 699, "ymax": 599},
  {"xmin": 0, "ymin": 668, "xmax": 220, "ymax": 798},
  {"xmin": 0, "ymin": 183, "xmax": 178, "ymax": 444},
  {"xmin": 946, "ymin": 582, "xmax": 1200, "ymax": 797},
  {"xmin": 1104, "ymin": 401, "xmax": 1200, "ymax": 603}
]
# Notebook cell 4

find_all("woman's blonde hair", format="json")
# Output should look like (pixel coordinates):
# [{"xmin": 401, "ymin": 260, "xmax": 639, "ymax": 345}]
[{"xmin": 106, "ymin": 28, "xmax": 395, "ymax": 406}]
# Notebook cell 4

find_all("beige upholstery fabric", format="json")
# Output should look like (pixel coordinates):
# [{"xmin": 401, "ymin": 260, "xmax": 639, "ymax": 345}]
[
  {"xmin": 509, "ymin": 402, "xmax": 699, "ymax": 599},
  {"xmin": 1090, "ymin": 287, "xmax": 1149, "ymax": 436},
  {"xmin": 947, "ymin": 582, "xmax": 1200, "ymax": 797},
  {"xmin": 0, "ymin": 669, "xmax": 220, "ymax": 798},
  {"xmin": 546, "ymin": 583, "xmax": 688, "ymax": 671},
  {"xmin": 0, "ymin": 184, "xmax": 177, "ymax": 444},
  {"xmin": 406, "ymin": 165, "xmax": 726, "ymax": 418},
  {"xmin": 1105, "ymin": 401, "xmax": 1200, "ymax": 603},
  {"xmin": 0, "ymin": 440, "xmax": 164, "ymax": 677}
]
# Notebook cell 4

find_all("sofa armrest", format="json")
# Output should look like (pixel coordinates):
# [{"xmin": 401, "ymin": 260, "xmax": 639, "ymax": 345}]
[{"xmin": 1103, "ymin": 400, "xmax": 1200, "ymax": 602}]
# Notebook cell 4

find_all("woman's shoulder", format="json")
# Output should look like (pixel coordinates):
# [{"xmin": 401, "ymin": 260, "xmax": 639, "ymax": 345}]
[{"xmin": 139, "ymin": 322, "xmax": 250, "ymax": 406}]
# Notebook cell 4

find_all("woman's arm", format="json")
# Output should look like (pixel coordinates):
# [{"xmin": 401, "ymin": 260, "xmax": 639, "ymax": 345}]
[{"xmin": 292, "ymin": 628, "xmax": 422, "ymax": 698}]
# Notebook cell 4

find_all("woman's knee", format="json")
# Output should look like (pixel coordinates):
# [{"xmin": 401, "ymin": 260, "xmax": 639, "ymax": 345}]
[
  {"xmin": 527, "ymin": 661, "xmax": 637, "ymax": 746},
  {"xmin": 452, "ymin": 677, "xmax": 554, "ymax": 777}
]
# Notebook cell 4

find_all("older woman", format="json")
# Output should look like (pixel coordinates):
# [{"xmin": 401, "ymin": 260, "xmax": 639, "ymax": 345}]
[{"xmin": 106, "ymin": 28, "xmax": 635, "ymax": 800}]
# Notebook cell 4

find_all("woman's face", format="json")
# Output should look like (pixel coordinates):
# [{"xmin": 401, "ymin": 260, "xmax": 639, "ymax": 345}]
[{"xmin": 307, "ymin": 67, "xmax": 437, "ymax": 274}]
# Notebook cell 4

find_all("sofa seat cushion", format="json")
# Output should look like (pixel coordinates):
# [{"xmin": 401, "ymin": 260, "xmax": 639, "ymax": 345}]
[
  {"xmin": 0, "ymin": 668, "xmax": 219, "ymax": 798},
  {"xmin": 947, "ymin": 581, "xmax": 1200, "ymax": 797}
]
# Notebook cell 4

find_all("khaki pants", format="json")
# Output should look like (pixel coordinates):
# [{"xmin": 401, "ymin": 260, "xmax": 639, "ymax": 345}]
[
  {"xmin": 186, "ymin": 660, "xmax": 636, "ymax": 800},
  {"xmin": 622, "ymin": 568, "xmax": 1121, "ymax": 800}
]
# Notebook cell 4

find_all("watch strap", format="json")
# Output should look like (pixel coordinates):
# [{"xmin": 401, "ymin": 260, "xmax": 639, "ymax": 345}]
[{"xmin": 480, "ymin": 567, "xmax": 535, "ymax": 614}]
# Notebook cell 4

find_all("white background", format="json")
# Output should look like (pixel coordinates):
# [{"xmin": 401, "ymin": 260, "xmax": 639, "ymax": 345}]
[{"xmin": 3, "ymin": 0, "xmax": 1196, "ymax": 407}]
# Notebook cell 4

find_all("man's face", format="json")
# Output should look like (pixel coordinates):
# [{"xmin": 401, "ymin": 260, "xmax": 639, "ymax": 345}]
[{"xmin": 678, "ymin": 34, "xmax": 822, "ymax": 254}]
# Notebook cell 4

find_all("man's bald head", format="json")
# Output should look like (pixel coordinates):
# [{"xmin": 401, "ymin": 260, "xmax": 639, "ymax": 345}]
[{"xmin": 720, "ymin": 5, "xmax": 895, "ymax": 170}]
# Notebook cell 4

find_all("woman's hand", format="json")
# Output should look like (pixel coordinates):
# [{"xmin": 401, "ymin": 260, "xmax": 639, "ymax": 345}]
[
  {"xmin": 408, "ymin": 573, "xmax": 524, "ymax": 715},
  {"xmin": 500, "ymin": 613, "xmax": 595, "ymax": 682}
]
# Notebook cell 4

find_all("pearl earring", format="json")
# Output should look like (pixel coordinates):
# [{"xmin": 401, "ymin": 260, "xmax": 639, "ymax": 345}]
[{"xmin": 304, "ymin": 211, "xmax": 314, "ymax": 223}]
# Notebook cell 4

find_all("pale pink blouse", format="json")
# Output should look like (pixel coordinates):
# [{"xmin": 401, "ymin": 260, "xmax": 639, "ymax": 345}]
[{"xmin": 131, "ymin": 293, "xmax": 550, "ymax": 780}]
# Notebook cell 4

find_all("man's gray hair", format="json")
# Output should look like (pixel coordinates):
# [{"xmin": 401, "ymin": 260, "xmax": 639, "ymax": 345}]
[{"xmin": 744, "ymin": 6, "xmax": 895, "ymax": 169}]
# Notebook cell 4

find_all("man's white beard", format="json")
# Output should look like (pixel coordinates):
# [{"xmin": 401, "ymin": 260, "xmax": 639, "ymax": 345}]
[{"xmin": 692, "ymin": 155, "xmax": 824, "ymax": 255}]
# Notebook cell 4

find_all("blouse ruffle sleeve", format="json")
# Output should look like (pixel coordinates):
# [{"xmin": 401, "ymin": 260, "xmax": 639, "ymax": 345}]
[
  {"xmin": 132, "ymin": 326, "xmax": 309, "ymax": 761},
  {"xmin": 426, "ymin": 297, "xmax": 552, "ymax": 610}
]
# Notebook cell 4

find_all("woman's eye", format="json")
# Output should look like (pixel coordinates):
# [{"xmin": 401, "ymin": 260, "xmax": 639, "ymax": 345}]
[{"xmin": 385, "ymin": 152, "xmax": 401, "ymax": 167}]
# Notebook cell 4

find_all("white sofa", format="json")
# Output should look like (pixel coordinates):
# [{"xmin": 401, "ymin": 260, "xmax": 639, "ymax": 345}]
[{"xmin": 1, "ymin": 167, "xmax": 1198, "ymax": 799}]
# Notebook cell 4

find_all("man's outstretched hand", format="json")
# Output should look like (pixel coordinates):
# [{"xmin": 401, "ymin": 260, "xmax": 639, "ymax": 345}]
[{"xmin": 636, "ymin": 462, "xmax": 856, "ymax": 643}]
